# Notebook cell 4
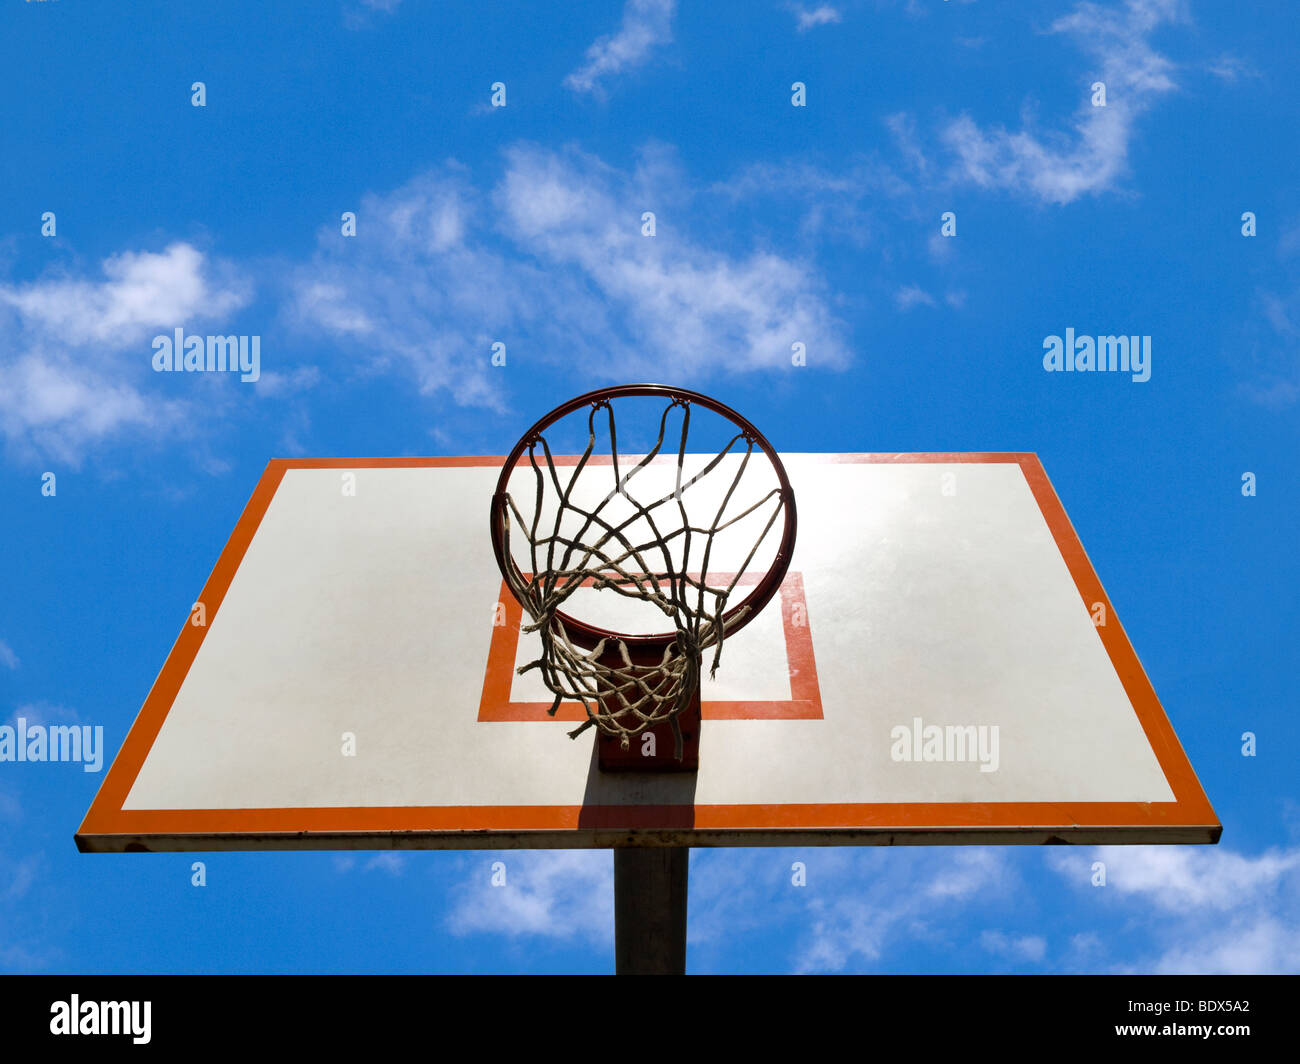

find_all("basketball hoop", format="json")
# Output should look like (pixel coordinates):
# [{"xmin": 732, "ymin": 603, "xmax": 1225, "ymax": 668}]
[{"xmin": 489, "ymin": 384, "xmax": 797, "ymax": 766}]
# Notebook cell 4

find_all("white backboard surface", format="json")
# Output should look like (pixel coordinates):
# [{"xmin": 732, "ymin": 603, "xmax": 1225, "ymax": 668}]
[{"xmin": 78, "ymin": 454, "xmax": 1219, "ymax": 851}]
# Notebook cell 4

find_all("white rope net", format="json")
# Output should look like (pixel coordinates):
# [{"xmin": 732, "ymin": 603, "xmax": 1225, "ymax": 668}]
[{"xmin": 497, "ymin": 397, "xmax": 788, "ymax": 760}]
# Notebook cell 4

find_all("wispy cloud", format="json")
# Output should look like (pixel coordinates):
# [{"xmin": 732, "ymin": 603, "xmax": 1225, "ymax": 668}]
[
  {"xmin": 791, "ymin": 4, "xmax": 842, "ymax": 32},
  {"xmin": 290, "ymin": 144, "xmax": 850, "ymax": 400},
  {"xmin": 683, "ymin": 847, "xmax": 1036, "ymax": 973},
  {"xmin": 687, "ymin": 849, "xmax": 828, "ymax": 947},
  {"xmin": 886, "ymin": 112, "xmax": 930, "ymax": 178},
  {"xmin": 366, "ymin": 853, "xmax": 405, "ymax": 876},
  {"xmin": 1237, "ymin": 229, "xmax": 1300, "ymax": 407},
  {"xmin": 0, "ymin": 943, "xmax": 58, "ymax": 971},
  {"xmin": 690, "ymin": 844, "xmax": 1297, "ymax": 975},
  {"xmin": 797, "ymin": 849, "xmax": 1010, "ymax": 972},
  {"xmin": 8, "ymin": 702, "xmax": 82, "ymax": 728},
  {"xmin": 0, "ymin": 640, "xmax": 18, "ymax": 670},
  {"xmin": 1050, "ymin": 845, "xmax": 1300, "ymax": 974},
  {"xmin": 1207, "ymin": 54, "xmax": 1260, "ymax": 82},
  {"xmin": 3, "ymin": 855, "xmax": 39, "ymax": 902},
  {"xmin": 565, "ymin": 0, "xmax": 676, "ymax": 96},
  {"xmin": 981, "ymin": 930, "xmax": 1048, "ymax": 962},
  {"xmin": 0, "ymin": 788, "xmax": 19, "ymax": 822},
  {"xmin": 0, "ymin": 851, "xmax": 52, "ymax": 971},
  {"xmin": 251, "ymin": 366, "xmax": 321, "ymax": 399},
  {"xmin": 924, "ymin": 848, "xmax": 1004, "ymax": 899},
  {"xmin": 942, "ymin": 0, "xmax": 1184, "ymax": 204},
  {"xmin": 0, "ymin": 243, "xmax": 249, "ymax": 465},
  {"xmin": 343, "ymin": 0, "xmax": 401, "ymax": 28},
  {"xmin": 447, "ymin": 851, "xmax": 613, "ymax": 945},
  {"xmin": 718, "ymin": 155, "xmax": 910, "ymax": 247},
  {"xmin": 895, "ymin": 284, "xmax": 937, "ymax": 311},
  {"xmin": 331, "ymin": 853, "xmax": 406, "ymax": 876}
]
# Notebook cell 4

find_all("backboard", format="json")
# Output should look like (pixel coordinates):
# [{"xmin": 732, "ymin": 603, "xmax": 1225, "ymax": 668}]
[{"xmin": 77, "ymin": 453, "xmax": 1220, "ymax": 852}]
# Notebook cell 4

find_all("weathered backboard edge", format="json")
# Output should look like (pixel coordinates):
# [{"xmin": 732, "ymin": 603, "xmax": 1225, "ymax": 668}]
[{"xmin": 76, "ymin": 454, "xmax": 1222, "ymax": 853}]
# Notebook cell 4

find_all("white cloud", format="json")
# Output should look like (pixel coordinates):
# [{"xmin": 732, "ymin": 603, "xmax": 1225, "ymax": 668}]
[
  {"xmin": 341, "ymin": 0, "xmax": 400, "ymax": 30},
  {"xmin": 498, "ymin": 145, "xmax": 848, "ymax": 370},
  {"xmin": 1238, "ymin": 284, "xmax": 1300, "ymax": 407},
  {"xmin": 0, "ymin": 640, "xmax": 17, "ymax": 670},
  {"xmin": 0, "ymin": 243, "xmax": 245, "ymax": 346},
  {"xmin": 796, "ymin": 849, "xmax": 1011, "ymax": 972},
  {"xmin": 981, "ymin": 930, "xmax": 1048, "ymax": 962},
  {"xmin": 1207, "ymin": 54, "xmax": 1260, "ymax": 82},
  {"xmin": 715, "ymin": 156, "xmax": 909, "ymax": 248},
  {"xmin": 253, "ymin": 366, "xmax": 321, "ymax": 399},
  {"xmin": 0, "ymin": 353, "xmax": 177, "ymax": 467},
  {"xmin": 792, "ymin": 4, "xmax": 841, "ymax": 32},
  {"xmin": 0, "ymin": 943, "xmax": 57, "ymax": 971},
  {"xmin": 8, "ymin": 703, "xmax": 81, "ymax": 728},
  {"xmin": 331, "ymin": 852, "xmax": 406, "ymax": 876},
  {"xmin": 565, "ymin": 0, "xmax": 676, "ymax": 96},
  {"xmin": 290, "ymin": 145, "xmax": 850, "ymax": 398},
  {"xmin": 925, "ymin": 848, "xmax": 1003, "ymax": 899},
  {"xmin": 293, "ymin": 282, "xmax": 373, "ymax": 336},
  {"xmin": 688, "ymin": 848, "xmax": 1025, "ymax": 973},
  {"xmin": 364, "ymin": 853, "xmax": 405, "ymax": 876},
  {"xmin": 447, "ymin": 851, "xmax": 613, "ymax": 944},
  {"xmin": 886, "ymin": 112, "xmax": 930, "ymax": 177},
  {"xmin": 1050, "ymin": 845, "xmax": 1300, "ymax": 974},
  {"xmin": 3, "ymin": 855, "xmax": 39, "ymax": 901},
  {"xmin": 1066, "ymin": 845, "xmax": 1300, "ymax": 912},
  {"xmin": 895, "ymin": 284, "xmax": 937, "ymax": 311},
  {"xmin": 800, "ymin": 896, "xmax": 901, "ymax": 970},
  {"xmin": 687, "ymin": 848, "xmax": 839, "ymax": 947},
  {"xmin": 0, "ymin": 788, "xmax": 19, "ymax": 822},
  {"xmin": 435, "ymin": 840, "xmax": 1293, "ymax": 974},
  {"xmin": 942, "ymin": 0, "xmax": 1184, "ymax": 204},
  {"xmin": 0, "ymin": 243, "xmax": 250, "ymax": 464},
  {"xmin": 0, "ymin": 850, "xmax": 54, "ymax": 971},
  {"xmin": 1147, "ymin": 916, "xmax": 1300, "ymax": 975},
  {"xmin": 1066, "ymin": 931, "xmax": 1105, "ymax": 963},
  {"xmin": 1260, "ymin": 291, "xmax": 1297, "ymax": 337}
]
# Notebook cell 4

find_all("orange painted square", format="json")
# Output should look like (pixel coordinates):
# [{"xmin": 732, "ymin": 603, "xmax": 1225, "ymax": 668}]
[{"xmin": 478, "ymin": 572, "xmax": 823, "ymax": 722}]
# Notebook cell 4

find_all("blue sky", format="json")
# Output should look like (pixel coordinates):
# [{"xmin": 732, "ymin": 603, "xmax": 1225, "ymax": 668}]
[{"xmin": 1, "ymin": 0, "xmax": 1298, "ymax": 974}]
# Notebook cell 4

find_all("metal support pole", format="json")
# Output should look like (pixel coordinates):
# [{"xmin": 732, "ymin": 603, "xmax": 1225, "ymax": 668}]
[{"xmin": 614, "ymin": 847, "xmax": 689, "ymax": 974}]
